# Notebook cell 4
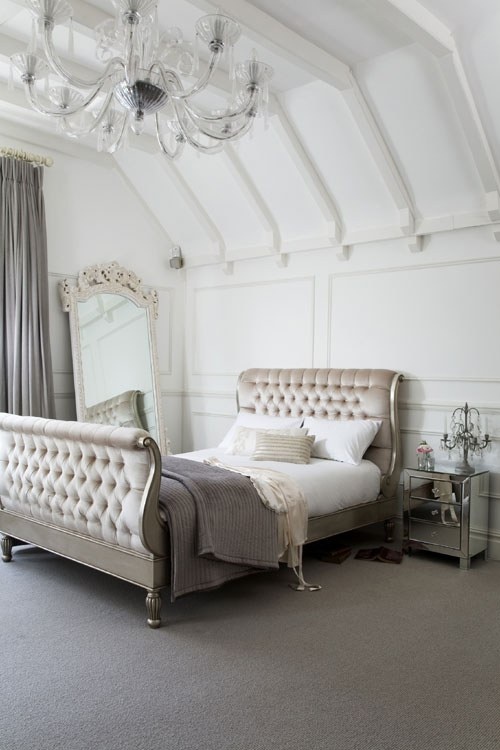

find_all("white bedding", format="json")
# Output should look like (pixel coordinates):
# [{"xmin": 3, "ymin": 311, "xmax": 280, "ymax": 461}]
[{"xmin": 174, "ymin": 448, "xmax": 381, "ymax": 518}]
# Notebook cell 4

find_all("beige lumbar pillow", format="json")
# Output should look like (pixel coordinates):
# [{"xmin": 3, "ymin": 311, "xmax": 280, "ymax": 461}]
[
  {"xmin": 252, "ymin": 433, "xmax": 315, "ymax": 464},
  {"xmin": 224, "ymin": 426, "xmax": 308, "ymax": 456}
]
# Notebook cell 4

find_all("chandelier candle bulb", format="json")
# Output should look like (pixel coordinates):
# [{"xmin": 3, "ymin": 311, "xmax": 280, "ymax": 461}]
[{"xmin": 10, "ymin": 0, "xmax": 273, "ymax": 159}]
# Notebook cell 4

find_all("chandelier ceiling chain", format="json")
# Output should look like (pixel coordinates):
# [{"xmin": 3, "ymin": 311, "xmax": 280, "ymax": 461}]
[{"xmin": 10, "ymin": 0, "xmax": 273, "ymax": 159}]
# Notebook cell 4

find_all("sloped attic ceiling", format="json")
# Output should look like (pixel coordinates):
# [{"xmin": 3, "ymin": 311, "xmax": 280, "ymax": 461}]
[{"xmin": 1, "ymin": 0, "xmax": 499, "ymax": 267}]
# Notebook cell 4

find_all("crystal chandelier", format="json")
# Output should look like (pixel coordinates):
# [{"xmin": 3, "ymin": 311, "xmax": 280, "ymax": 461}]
[{"xmin": 10, "ymin": 0, "xmax": 273, "ymax": 158}]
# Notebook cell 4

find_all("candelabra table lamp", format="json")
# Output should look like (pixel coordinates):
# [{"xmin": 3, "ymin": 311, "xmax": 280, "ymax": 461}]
[{"xmin": 441, "ymin": 403, "xmax": 490, "ymax": 474}]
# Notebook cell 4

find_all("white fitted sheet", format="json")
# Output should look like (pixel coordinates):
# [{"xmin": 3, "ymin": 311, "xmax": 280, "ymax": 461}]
[{"xmin": 174, "ymin": 448, "xmax": 381, "ymax": 517}]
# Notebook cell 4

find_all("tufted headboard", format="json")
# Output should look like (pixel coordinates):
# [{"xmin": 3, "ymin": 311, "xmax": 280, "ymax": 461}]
[{"xmin": 237, "ymin": 368, "xmax": 404, "ymax": 499}]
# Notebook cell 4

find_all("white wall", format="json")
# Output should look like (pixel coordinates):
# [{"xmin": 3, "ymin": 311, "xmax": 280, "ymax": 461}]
[{"xmin": 183, "ymin": 228, "xmax": 500, "ymax": 559}]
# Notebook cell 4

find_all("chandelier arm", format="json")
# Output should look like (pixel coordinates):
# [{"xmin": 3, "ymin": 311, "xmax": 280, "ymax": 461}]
[
  {"xmin": 181, "ymin": 100, "xmax": 255, "ymax": 142},
  {"xmin": 155, "ymin": 113, "xmax": 185, "ymax": 160},
  {"xmin": 42, "ymin": 26, "xmax": 125, "ymax": 89},
  {"xmin": 59, "ymin": 91, "xmax": 116, "ymax": 137},
  {"xmin": 152, "ymin": 52, "xmax": 221, "ymax": 101},
  {"xmin": 25, "ymin": 79, "xmax": 105, "ymax": 117},
  {"xmin": 183, "ymin": 88, "xmax": 256, "ymax": 123},
  {"xmin": 170, "ymin": 100, "xmax": 223, "ymax": 153}
]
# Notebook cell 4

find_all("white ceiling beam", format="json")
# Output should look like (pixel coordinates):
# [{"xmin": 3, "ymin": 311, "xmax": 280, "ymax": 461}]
[
  {"xmin": 0, "ymin": 1, "xmax": 23, "ymax": 24},
  {"xmin": 0, "ymin": 32, "xmax": 29, "ymax": 59},
  {"xmin": 160, "ymin": 161, "xmax": 227, "ymax": 262},
  {"xmin": 343, "ymin": 72, "xmax": 417, "ymax": 236},
  {"xmin": 408, "ymin": 235, "xmax": 424, "ymax": 253},
  {"xmin": 185, "ymin": 0, "xmax": 351, "ymax": 90},
  {"xmin": 190, "ymin": 243, "xmax": 269, "ymax": 266},
  {"xmin": 486, "ymin": 191, "xmax": 500, "ymax": 223},
  {"xmin": 222, "ymin": 144, "xmax": 282, "ymax": 253},
  {"xmin": 271, "ymin": 98, "xmax": 344, "ymax": 245},
  {"xmin": 281, "ymin": 237, "xmax": 334, "ymax": 254},
  {"xmin": 417, "ymin": 209, "xmax": 495, "ymax": 234},
  {"xmin": 364, "ymin": 0, "xmax": 455, "ymax": 57},
  {"xmin": 345, "ymin": 225, "xmax": 405, "ymax": 245},
  {"xmin": 336, "ymin": 246, "xmax": 351, "ymax": 262},
  {"xmin": 439, "ymin": 54, "xmax": 500, "ymax": 217},
  {"xmin": 186, "ymin": 206, "xmax": 500, "ymax": 266}
]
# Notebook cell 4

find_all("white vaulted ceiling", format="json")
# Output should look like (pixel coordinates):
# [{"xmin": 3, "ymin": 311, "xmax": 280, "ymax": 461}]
[{"xmin": 1, "ymin": 0, "xmax": 500, "ymax": 266}]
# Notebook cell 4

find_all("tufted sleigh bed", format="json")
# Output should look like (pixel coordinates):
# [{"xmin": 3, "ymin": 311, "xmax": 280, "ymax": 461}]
[{"xmin": 0, "ymin": 368, "xmax": 403, "ymax": 628}]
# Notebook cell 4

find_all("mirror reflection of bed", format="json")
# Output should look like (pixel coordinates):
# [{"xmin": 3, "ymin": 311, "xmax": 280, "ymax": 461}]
[
  {"xmin": 86, "ymin": 389, "xmax": 145, "ymax": 430},
  {"xmin": 78, "ymin": 293, "xmax": 154, "ymax": 432}
]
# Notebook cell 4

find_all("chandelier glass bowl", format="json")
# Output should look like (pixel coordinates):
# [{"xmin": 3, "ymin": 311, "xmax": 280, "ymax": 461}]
[{"xmin": 11, "ymin": 0, "xmax": 273, "ymax": 158}]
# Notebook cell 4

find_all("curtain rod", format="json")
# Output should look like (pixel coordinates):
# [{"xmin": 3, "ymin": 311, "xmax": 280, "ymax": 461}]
[{"xmin": 0, "ymin": 146, "xmax": 54, "ymax": 168}]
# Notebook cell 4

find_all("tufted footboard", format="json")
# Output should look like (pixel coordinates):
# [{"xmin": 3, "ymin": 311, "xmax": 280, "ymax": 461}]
[{"xmin": 0, "ymin": 413, "xmax": 169, "ymax": 627}]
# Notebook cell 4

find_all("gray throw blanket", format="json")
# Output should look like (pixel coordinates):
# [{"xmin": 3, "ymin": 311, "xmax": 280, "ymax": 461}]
[{"xmin": 159, "ymin": 456, "xmax": 279, "ymax": 600}]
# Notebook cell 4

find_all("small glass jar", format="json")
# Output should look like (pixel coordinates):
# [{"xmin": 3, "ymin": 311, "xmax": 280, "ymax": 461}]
[{"xmin": 417, "ymin": 441, "xmax": 434, "ymax": 471}]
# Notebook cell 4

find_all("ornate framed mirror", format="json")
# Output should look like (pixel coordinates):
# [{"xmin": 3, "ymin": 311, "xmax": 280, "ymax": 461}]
[{"xmin": 59, "ymin": 261, "xmax": 168, "ymax": 454}]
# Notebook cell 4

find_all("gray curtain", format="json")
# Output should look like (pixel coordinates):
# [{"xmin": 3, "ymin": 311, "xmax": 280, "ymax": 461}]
[{"xmin": 0, "ymin": 156, "xmax": 55, "ymax": 418}]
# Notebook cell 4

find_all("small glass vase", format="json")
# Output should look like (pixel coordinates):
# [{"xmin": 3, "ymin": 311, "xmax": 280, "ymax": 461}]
[{"xmin": 417, "ymin": 442, "xmax": 434, "ymax": 471}]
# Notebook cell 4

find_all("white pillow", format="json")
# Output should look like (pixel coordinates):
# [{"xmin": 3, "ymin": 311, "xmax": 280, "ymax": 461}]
[
  {"xmin": 224, "ymin": 426, "xmax": 308, "ymax": 456},
  {"xmin": 219, "ymin": 412, "xmax": 304, "ymax": 450},
  {"xmin": 302, "ymin": 417, "xmax": 382, "ymax": 465}
]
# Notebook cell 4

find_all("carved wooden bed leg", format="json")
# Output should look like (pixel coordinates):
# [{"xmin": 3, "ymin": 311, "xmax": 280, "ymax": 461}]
[
  {"xmin": 384, "ymin": 519, "xmax": 395, "ymax": 543},
  {"xmin": 146, "ymin": 591, "xmax": 162, "ymax": 628},
  {"xmin": 1, "ymin": 535, "xmax": 13, "ymax": 562}
]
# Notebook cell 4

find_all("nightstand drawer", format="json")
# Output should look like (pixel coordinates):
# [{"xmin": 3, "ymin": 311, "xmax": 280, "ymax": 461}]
[
  {"xmin": 408, "ymin": 497, "xmax": 461, "ymax": 523},
  {"xmin": 408, "ymin": 476, "xmax": 463, "ymax": 505},
  {"xmin": 409, "ymin": 518, "xmax": 461, "ymax": 549}
]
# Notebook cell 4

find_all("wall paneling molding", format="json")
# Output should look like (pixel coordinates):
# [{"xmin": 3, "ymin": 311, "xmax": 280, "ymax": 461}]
[{"xmin": 191, "ymin": 276, "xmax": 316, "ymax": 376}]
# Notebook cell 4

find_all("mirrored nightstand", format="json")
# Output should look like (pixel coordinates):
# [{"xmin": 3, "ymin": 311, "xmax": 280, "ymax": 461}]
[{"xmin": 403, "ymin": 466, "xmax": 489, "ymax": 570}]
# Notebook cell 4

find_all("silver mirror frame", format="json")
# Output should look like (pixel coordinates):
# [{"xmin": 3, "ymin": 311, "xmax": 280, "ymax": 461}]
[{"xmin": 59, "ymin": 261, "xmax": 168, "ymax": 454}]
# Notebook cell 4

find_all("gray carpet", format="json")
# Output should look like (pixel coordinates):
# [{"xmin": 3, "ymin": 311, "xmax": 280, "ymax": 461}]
[{"xmin": 1, "ymin": 528, "xmax": 500, "ymax": 750}]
